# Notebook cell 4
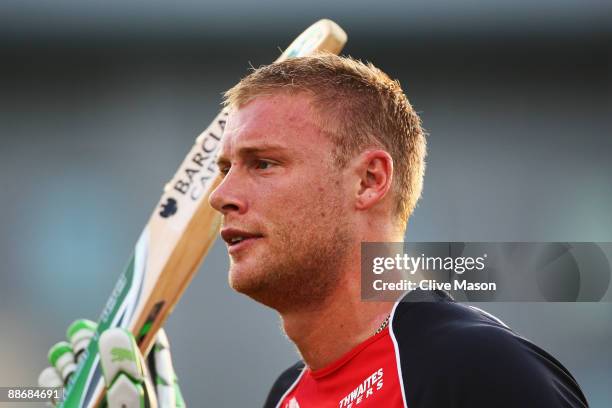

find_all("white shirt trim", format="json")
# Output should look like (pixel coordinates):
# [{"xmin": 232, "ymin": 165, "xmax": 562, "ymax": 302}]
[
  {"xmin": 389, "ymin": 298, "xmax": 409, "ymax": 408},
  {"xmin": 274, "ymin": 365, "xmax": 307, "ymax": 408}
]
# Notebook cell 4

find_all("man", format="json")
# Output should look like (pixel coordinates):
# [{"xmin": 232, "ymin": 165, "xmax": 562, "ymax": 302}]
[
  {"xmin": 41, "ymin": 54, "xmax": 588, "ymax": 407},
  {"xmin": 210, "ymin": 53, "xmax": 588, "ymax": 407}
]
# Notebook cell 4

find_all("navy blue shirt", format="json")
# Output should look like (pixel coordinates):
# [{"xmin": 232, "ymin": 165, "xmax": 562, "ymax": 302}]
[{"xmin": 264, "ymin": 290, "xmax": 588, "ymax": 407}]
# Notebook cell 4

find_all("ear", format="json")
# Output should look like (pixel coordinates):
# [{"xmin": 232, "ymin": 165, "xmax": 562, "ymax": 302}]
[{"xmin": 354, "ymin": 150, "xmax": 393, "ymax": 211}]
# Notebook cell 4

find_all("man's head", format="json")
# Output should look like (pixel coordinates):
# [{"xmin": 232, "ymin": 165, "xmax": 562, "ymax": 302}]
[
  {"xmin": 209, "ymin": 53, "xmax": 426, "ymax": 312},
  {"xmin": 224, "ymin": 53, "xmax": 426, "ymax": 225}
]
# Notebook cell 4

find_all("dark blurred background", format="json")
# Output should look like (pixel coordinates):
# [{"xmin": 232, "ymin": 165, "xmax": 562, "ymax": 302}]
[{"xmin": 1, "ymin": 0, "xmax": 610, "ymax": 406}]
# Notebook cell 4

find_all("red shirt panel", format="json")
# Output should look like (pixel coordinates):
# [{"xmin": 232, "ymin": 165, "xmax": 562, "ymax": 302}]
[{"xmin": 279, "ymin": 329, "xmax": 405, "ymax": 408}]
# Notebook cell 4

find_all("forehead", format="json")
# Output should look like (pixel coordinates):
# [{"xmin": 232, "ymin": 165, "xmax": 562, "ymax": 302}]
[{"xmin": 220, "ymin": 93, "xmax": 331, "ymax": 157}]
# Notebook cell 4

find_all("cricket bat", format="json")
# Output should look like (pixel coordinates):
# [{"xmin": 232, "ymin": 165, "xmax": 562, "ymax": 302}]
[{"xmin": 60, "ymin": 19, "xmax": 347, "ymax": 407}]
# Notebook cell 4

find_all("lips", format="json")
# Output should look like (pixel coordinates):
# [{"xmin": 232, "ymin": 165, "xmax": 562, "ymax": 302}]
[{"xmin": 220, "ymin": 228, "xmax": 264, "ymax": 252}]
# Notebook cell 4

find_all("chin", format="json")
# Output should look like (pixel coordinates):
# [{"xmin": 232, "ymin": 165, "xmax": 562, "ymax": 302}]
[{"xmin": 228, "ymin": 263, "xmax": 265, "ymax": 294}]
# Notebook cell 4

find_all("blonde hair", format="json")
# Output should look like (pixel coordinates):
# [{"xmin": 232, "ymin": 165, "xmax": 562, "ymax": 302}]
[{"xmin": 224, "ymin": 53, "xmax": 426, "ymax": 226}]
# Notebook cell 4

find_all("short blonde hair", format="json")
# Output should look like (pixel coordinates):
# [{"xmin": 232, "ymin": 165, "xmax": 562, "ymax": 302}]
[{"xmin": 224, "ymin": 53, "xmax": 426, "ymax": 226}]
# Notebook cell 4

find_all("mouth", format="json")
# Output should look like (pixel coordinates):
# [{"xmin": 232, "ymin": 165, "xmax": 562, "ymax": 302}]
[{"xmin": 221, "ymin": 228, "xmax": 264, "ymax": 254}]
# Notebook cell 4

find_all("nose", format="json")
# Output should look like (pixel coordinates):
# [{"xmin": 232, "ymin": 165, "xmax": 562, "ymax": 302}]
[{"xmin": 209, "ymin": 172, "xmax": 247, "ymax": 215}]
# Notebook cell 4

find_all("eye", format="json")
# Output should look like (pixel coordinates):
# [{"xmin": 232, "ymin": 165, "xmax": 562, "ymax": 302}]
[
  {"xmin": 255, "ymin": 160, "xmax": 273, "ymax": 170},
  {"xmin": 219, "ymin": 165, "xmax": 230, "ymax": 176}
]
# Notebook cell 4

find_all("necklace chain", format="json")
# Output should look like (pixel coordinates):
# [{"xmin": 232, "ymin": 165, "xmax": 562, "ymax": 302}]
[{"xmin": 375, "ymin": 315, "xmax": 390, "ymax": 335}]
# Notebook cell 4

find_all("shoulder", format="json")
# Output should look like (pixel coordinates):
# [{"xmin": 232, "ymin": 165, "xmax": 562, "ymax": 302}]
[
  {"xmin": 390, "ymin": 290, "xmax": 588, "ymax": 407},
  {"xmin": 262, "ymin": 360, "xmax": 305, "ymax": 408},
  {"xmin": 391, "ymin": 289, "xmax": 513, "ymax": 347}
]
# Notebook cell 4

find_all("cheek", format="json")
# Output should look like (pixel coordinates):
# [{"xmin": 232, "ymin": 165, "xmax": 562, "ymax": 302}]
[
  {"xmin": 253, "ymin": 168, "xmax": 348, "ymax": 223},
  {"xmin": 295, "ymin": 183, "xmax": 346, "ymax": 223},
  {"xmin": 256, "ymin": 180, "xmax": 311, "ymax": 212}
]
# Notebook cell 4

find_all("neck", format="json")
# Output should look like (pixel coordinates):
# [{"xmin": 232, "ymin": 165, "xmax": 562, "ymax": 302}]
[
  {"xmin": 280, "ymin": 221, "xmax": 405, "ymax": 370},
  {"xmin": 280, "ymin": 288, "xmax": 393, "ymax": 370}
]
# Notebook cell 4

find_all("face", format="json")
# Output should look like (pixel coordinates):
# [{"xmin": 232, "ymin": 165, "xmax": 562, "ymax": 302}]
[{"xmin": 209, "ymin": 93, "xmax": 355, "ymax": 312}]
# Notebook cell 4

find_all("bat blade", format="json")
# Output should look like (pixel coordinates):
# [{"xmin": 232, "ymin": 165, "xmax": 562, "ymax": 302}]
[{"xmin": 60, "ymin": 19, "xmax": 347, "ymax": 408}]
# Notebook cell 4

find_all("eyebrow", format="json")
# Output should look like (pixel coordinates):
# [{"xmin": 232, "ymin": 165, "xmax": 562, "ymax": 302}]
[{"xmin": 216, "ymin": 143, "xmax": 289, "ymax": 166}]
